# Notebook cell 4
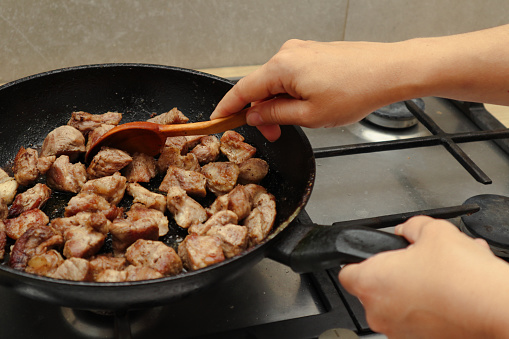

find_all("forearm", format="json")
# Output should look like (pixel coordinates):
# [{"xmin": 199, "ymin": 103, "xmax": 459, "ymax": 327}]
[{"xmin": 394, "ymin": 24, "xmax": 509, "ymax": 105}]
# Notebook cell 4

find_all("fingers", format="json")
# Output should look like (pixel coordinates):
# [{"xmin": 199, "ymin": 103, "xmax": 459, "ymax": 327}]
[{"xmin": 394, "ymin": 215, "xmax": 439, "ymax": 244}]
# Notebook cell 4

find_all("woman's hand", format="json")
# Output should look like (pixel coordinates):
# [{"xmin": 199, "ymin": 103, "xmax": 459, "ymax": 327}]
[
  {"xmin": 338, "ymin": 216, "xmax": 509, "ymax": 339},
  {"xmin": 211, "ymin": 39, "xmax": 418, "ymax": 141}
]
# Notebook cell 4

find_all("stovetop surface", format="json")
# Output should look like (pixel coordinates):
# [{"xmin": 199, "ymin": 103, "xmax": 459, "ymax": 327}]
[{"xmin": 2, "ymin": 97, "xmax": 509, "ymax": 339}]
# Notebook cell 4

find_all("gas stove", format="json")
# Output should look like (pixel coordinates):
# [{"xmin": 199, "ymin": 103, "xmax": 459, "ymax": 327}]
[{"xmin": 2, "ymin": 96, "xmax": 509, "ymax": 339}]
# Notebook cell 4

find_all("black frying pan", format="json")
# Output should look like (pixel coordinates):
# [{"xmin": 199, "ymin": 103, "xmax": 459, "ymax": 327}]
[{"xmin": 0, "ymin": 64, "xmax": 409, "ymax": 311}]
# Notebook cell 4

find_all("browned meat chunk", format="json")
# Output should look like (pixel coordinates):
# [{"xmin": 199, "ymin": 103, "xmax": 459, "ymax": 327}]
[
  {"xmin": 0, "ymin": 229, "xmax": 6, "ymax": 260},
  {"xmin": 190, "ymin": 136, "xmax": 220, "ymax": 164},
  {"xmin": 85, "ymin": 124, "xmax": 115, "ymax": 152},
  {"xmin": 46, "ymin": 155, "xmax": 87, "ymax": 193},
  {"xmin": 147, "ymin": 107, "xmax": 189, "ymax": 125},
  {"xmin": 201, "ymin": 162, "xmax": 239, "ymax": 196},
  {"xmin": 94, "ymin": 269, "xmax": 128, "ymax": 282},
  {"xmin": 49, "ymin": 257, "xmax": 90, "ymax": 281},
  {"xmin": 68, "ymin": 111, "xmax": 122, "ymax": 135},
  {"xmin": 220, "ymin": 130, "xmax": 256, "ymax": 164},
  {"xmin": 8, "ymin": 183, "xmax": 52, "ymax": 218},
  {"xmin": 178, "ymin": 235, "xmax": 225, "ymax": 271},
  {"xmin": 87, "ymin": 147, "xmax": 132, "ymax": 179},
  {"xmin": 238, "ymin": 158, "xmax": 269, "ymax": 184},
  {"xmin": 9, "ymin": 225, "xmax": 64, "ymax": 270},
  {"xmin": 80, "ymin": 172, "xmax": 127, "ymax": 205},
  {"xmin": 13, "ymin": 147, "xmax": 39, "ymax": 186},
  {"xmin": 126, "ymin": 183, "xmax": 166, "ymax": 212},
  {"xmin": 88, "ymin": 254, "xmax": 127, "ymax": 280},
  {"xmin": 243, "ymin": 192, "xmax": 277, "ymax": 246},
  {"xmin": 185, "ymin": 135, "xmax": 205, "ymax": 149},
  {"xmin": 122, "ymin": 153, "xmax": 157, "ymax": 183},
  {"xmin": 159, "ymin": 166, "xmax": 207, "ymax": 197},
  {"xmin": 64, "ymin": 193, "xmax": 122, "ymax": 221},
  {"xmin": 40, "ymin": 125, "xmax": 86, "ymax": 161},
  {"xmin": 109, "ymin": 217, "xmax": 159, "ymax": 254},
  {"xmin": 0, "ymin": 169, "xmax": 18, "ymax": 205},
  {"xmin": 51, "ymin": 213, "xmax": 107, "ymax": 259},
  {"xmin": 126, "ymin": 239, "xmax": 182, "ymax": 276},
  {"xmin": 189, "ymin": 210, "xmax": 238, "ymax": 236},
  {"xmin": 124, "ymin": 265, "xmax": 164, "ymax": 281},
  {"xmin": 157, "ymin": 144, "xmax": 200, "ymax": 174},
  {"xmin": 126, "ymin": 203, "xmax": 169, "ymax": 237},
  {"xmin": 37, "ymin": 155, "xmax": 56, "ymax": 175},
  {"xmin": 207, "ymin": 224, "xmax": 248, "ymax": 258},
  {"xmin": 206, "ymin": 185, "xmax": 252, "ymax": 220},
  {"xmin": 166, "ymin": 186, "xmax": 207, "ymax": 229},
  {"xmin": 25, "ymin": 249, "xmax": 64, "ymax": 277},
  {"xmin": 4, "ymin": 209, "xmax": 50, "ymax": 240}
]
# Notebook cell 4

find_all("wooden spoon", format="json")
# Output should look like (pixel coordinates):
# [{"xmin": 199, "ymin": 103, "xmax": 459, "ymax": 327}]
[{"xmin": 85, "ymin": 110, "xmax": 247, "ymax": 163}]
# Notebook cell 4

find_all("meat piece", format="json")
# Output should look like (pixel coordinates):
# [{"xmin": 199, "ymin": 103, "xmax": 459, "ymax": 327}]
[
  {"xmin": 58, "ymin": 223, "xmax": 106, "ymax": 259},
  {"xmin": 0, "ymin": 229, "xmax": 6, "ymax": 260},
  {"xmin": 12, "ymin": 147, "xmax": 39, "ymax": 186},
  {"xmin": 189, "ymin": 210, "xmax": 238, "ymax": 236},
  {"xmin": 206, "ymin": 185, "xmax": 251, "ymax": 220},
  {"xmin": 124, "ymin": 265, "xmax": 163, "ymax": 281},
  {"xmin": 157, "ymin": 145, "xmax": 200, "ymax": 173},
  {"xmin": 122, "ymin": 153, "xmax": 157, "ymax": 183},
  {"xmin": 52, "ymin": 211, "xmax": 111, "ymax": 235},
  {"xmin": 190, "ymin": 136, "xmax": 220, "ymax": 164},
  {"xmin": 40, "ymin": 125, "xmax": 86, "ymax": 161},
  {"xmin": 178, "ymin": 235, "xmax": 225, "ymax": 271},
  {"xmin": 64, "ymin": 193, "xmax": 122, "ymax": 221},
  {"xmin": 68, "ymin": 111, "xmax": 122, "ymax": 135},
  {"xmin": 85, "ymin": 124, "xmax": 115, "ymax": 152},
  {"xmin": 4, "ymin": 209, "xmax": 50, "ymax": 240},
  {"xmin": 166, "ymin": 186, "xmax": 207, "ymax": 229},
  {"xmin": 201, "ymin": 162, "xmax": 239, "ymax": 196},
  {"xmin": 220, "ymin": 130, "xmax": 256, "ymax": 164},
  {"xmin": 88, "ymin": 254, "xmax": 127, "ymax": 280},
  {"xmin": 25, "ymin": 249, "xmax": 64, "ymax": 277},
  {"xmin": 0, "ymin": 168, "xmax": 18, "ymax": 205},
  {"xmin": 243, "ymin": 192, "xmax": 277, "ymax": 246},
  {"xmin": 147, "ymin": 107, "xmax": 189, "ymax": 125},
  {"xmin": 159, "ymin": 166, "xmax": 207, "ymax": 198},
  {"xmin": 8, "ymin": 183, "xmax": 52, "ymax": 218},
  {"xmin": 238, "ymin": 158, "xmax": 269, "ymax": 184},
  {"xmin": 126, "ymin": 203, "xmax": 169, "ymax": 237},
  {"xmin": 37, "ymin": 155, "xmax": 56, "ymax": 175},
  {"xmin": 46, "ymin": 155, "xmax": 87, "ymax": 193},
  {"xmin": 126, "ymin": 183, "xmax": 166, "ymax": 212},
  {"xmin": 49, "ymin": 257, "xmax": 90, "ymax": 281},
  {"xmin": 109, "ymin": 217, "xmax": 159, "ymax": 254},
  {"xmin": 244, "ymin": 184, "xmax": 268, "ymax": 203},
  {"xmin": 9, "ymin": 225, "xmax": 63, "ymax": 270},
  {"xmin": 126, "ymin": 239, "xmax": 182, "ymax": 276},
  {"xmin": 95, "ymin": 269, "xmax": 127, "ymax": 282},
  {"xmin": 164, "ymin": 136, "xmax": 189, "ymax": 154},
  {"xmin": 206, "ymin": 224, "xmax": 248, "ymax": 258},
  {"xmin": 87, "ymin": 147, "xmax": 132, "ymax": 179},
  {"xmin": 80, "ymin": 172, "xmax": 127, "ymax": 205}
]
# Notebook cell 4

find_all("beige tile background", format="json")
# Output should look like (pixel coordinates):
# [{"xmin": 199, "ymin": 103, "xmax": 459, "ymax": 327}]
[{"xmin": 0, "ymin": 0, "xmax": 508, "ymax": 83}]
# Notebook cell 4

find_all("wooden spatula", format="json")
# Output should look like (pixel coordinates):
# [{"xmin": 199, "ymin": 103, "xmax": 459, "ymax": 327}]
[{"xmin": 85, "ymin": 110, "xmax": 247, "ymax": 163}]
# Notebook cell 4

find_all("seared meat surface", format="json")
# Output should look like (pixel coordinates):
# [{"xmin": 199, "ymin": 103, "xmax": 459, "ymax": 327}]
[
  {"xmin": 46, "ymin": 155, "xmax": 87, "ymax": 193},
  {"xmin": 190, "ymin": 135, "xmax": 220, "ymax": 164},
  {"xmin": 68, "ymin": 111, "xmax": 122, "ymax": 136},
  {"xmin": 0, "ymin": 168, "xmax": 18, "ymax": 205},
  {"xmin": 159, "ymin": 166, "xmax": 207, "ymax": 198},
  {"xmin": 126, "ymin": 239, "xmax": 182, "ymax": 276},
  {"xmin": 13, "ymin": 147, "xmax": 39, "ymax": 186},
  {"xmin": 238, "ymin": 158, "xmax": 269, "ymax": 185},
  {"xmin": 87, "ymin": 147, "xmax": 133, "ymax": 179},
  {"xmin": 147, "ymin": 107, "xmax": 189, "ymax": 125},
  {"xmin": 126, "ymin": 182, "xmax": 166, "ymax": 212},
  {"xmin": 220, "ymin": 130, "xmax": 256, "ymax": 164},
  {"xmin": 123, "ymin": 153, "xmax": 157, "ymax": 183},
  {"xmin": 8, "ymin": 183, "xmax": 51, "ymax": 218},
  {"xmin": 126, "ymin": 203, "xmax": 169, "ymax": 237},
  {"xmin": 178, "ymin": 235, "xmax": 225, "ymax": 271},
  {"xmin": 64, "ymin": 193, "xmax": 122, "ymax": 221},
  {"xmin": 41, "ymin": 125, "xmax": 86, "ymax": 161},
  {"xmin": 166, "ymin": 186, "xmax": 207, "ymax": 228},
  {"xmin": 109, "ymin": 217, "xmax": 160, "ymax": 254},
  {"xmin": 189, "ymin": 210, "xmax": 238, "ymax": 236},
  {"xmin": 4, "ymin": 209, "xmax": 50, "ymax": 240},
  {"xmin": 80, "ymin": 172, "xmax": 127, "ymax": 205},
  {"xmin": 201, "ymin": 162, "xmax": 240, "ymax": 196}
]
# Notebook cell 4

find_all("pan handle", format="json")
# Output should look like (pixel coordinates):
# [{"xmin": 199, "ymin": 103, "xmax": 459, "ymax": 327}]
[{"xmin": 288, "ymin": 225, "xmax": 409, "ymax": 273}]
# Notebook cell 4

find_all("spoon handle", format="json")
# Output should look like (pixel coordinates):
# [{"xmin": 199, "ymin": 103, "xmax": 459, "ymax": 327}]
[{"xmin": 159, "ymin": 110, "xmax": 248, "ymax": 137}]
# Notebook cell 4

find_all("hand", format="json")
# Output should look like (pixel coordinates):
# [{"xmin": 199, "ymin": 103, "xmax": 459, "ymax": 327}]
[
  {"xmin": 210, "ymin": 39, "xmax": 417, "ymax": 141},
  {"xmin": 338, "ymin": 216, "xmax": 509, "ymax": 339}
]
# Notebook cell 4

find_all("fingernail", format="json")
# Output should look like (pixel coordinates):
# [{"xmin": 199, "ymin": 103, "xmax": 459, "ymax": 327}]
[
  {"xmin": 246, "ymin": 111, "xmax": 263, "ymax": 126},
  {"xmin": 394, "ymin": 225, "xmax": 403, "ymax": 235}
]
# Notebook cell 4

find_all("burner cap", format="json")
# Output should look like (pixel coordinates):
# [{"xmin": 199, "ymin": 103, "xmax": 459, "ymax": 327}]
[
  {"xmin": 364, "ymin": 98, "xmax": 424, "ymax": 129},
  {"xmin": 461, "ymin": 194, "xmax": 509, "ymax": 252}
]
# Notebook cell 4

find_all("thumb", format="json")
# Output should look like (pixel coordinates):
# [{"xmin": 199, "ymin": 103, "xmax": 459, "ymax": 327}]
[{"xmin": 337, "ymin": 263, "xmax": 363, "ymax": 296}]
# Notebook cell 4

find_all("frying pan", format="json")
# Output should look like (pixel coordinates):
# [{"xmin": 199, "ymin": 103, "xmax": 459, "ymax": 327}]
[{"xmin": 0, "ymin": 64, "xmax": 409, "ymax": 311}]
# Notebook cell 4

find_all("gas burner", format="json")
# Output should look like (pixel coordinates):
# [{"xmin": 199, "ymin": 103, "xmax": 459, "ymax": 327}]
[
  {"xmin": 461, "ymin": 194, "xmax": 509, "ymax": 257},
  {"xmin": 364, "ymin": 98, "xmax": 425, "ymax": 129},
  {"xmin": 60, "ymin": 307, "xmax": 163, "ymax": 338}
]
